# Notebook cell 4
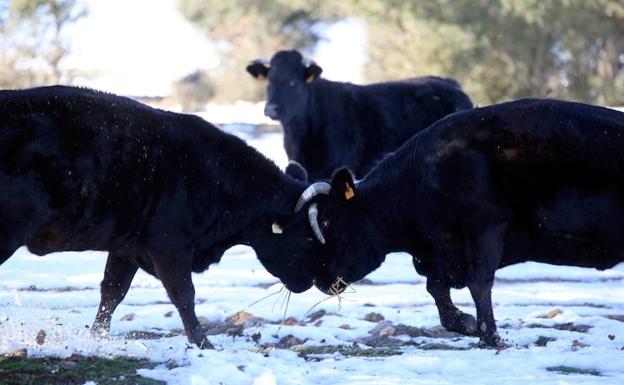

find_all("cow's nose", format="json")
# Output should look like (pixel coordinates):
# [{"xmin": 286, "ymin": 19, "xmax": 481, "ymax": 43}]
[
  {"xmin": 264, "ymin": 103, "xmax": 279, "ymax": 119},
  {"xmin": 313, "ymin": 277, "xmax": 348, "ymax": 296}
]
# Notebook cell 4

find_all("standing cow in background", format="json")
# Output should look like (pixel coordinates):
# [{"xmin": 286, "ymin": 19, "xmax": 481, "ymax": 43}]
[
  {"xmin": 0, "ymin": 86, "xmax": 322, "ymax": 349},
  {"xmin": 298, "ymin": 99, "xmax": 624, "ymax": 348},
  {"xmin": 247, "ymin": 50, "xmax": 473, "ymax": 180}
]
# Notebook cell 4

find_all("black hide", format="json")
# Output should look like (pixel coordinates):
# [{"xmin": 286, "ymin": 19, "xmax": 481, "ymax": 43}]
[
  {"xmin": 310, "ymin": 99, "xmax": 624, "ymax": 347},
  {"xmin": 0, "ymin": 85, "xmax": 322, "ymax": 348},
  {"xmin": 247, "ymin": 50, "xmax": 474, "ymax": 180}
]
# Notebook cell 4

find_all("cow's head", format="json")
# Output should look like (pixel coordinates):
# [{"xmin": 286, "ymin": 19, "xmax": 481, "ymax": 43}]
[
  {"xmin": 247, "ymin": 50, "xmax": 322, "ymax": 122},
  {"xmin": 293, "ymin": 167, "xmax": 386, "ymax": 296},
  {"xmin": 249, "ymin": 162, "xmax": 325, "ymax": 293}
]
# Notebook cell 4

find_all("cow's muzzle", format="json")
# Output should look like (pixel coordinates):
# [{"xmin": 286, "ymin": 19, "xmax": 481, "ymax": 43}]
[
  {"xmin": 313, "ymin": 277, "xmax": 349, "ymax": 296},
  {"xmin": 264, "ymin": 103, "xmax": 279, "ymax": 119}
]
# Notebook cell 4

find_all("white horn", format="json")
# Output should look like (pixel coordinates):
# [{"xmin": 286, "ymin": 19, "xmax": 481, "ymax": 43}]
[
  {"xmin": 295, "ymin": 182, "xmax": 331, "ymax": 212},
  {"xmin": 308, "ymin": 203, "xmax": 325, "ymax": 244}
]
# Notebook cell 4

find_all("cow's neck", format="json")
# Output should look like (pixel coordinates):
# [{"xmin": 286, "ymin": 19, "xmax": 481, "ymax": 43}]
[
  {"xmin": 357, "ymin": 142, "xmax": 429, "ymax": 254},
  {"xmin": 214, "ymin": 164, "xmax": 304, "ymax": 249},
  {"xmin": 187, "ymin": 126, "xmax": 305, "ymax": 252}
]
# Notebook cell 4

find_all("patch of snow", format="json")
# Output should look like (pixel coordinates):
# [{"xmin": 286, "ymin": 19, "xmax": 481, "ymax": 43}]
[{"xmin": 195, "ymin": 102, "xmax": 276, "ymax": 126}]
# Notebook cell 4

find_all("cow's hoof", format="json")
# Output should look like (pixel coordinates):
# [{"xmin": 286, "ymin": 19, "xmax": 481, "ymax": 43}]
[
  {"xmin": 458, "ymin": 313, "xmax": 478, "ymax": 336},
  {"xmin": 443, "ymin": 312, "xmax": 478, "ymax": 336},
  {"xmin": 90, "ymin": 326, "xmax": 110, "ymax": 340},
  {"xmin": 477, "ymin": 334, "xmax": 506, "ymax": 349},
  {"xmin": 196, "ymin": 337, "xmax": 215, "ymax": 350}
]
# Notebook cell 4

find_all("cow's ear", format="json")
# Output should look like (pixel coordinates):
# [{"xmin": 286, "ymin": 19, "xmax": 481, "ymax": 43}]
[
  {"xmin": 331, "ymin": 168, "xmax": 356, "ymax": 201},
  {"xmin": 246, "ymin": 60, "xmax": 270, "ymax": 80},
  {"xmin": 304, "ymin": 62, "xmax": 322, "ymax": 83},
  {"xmin": 285, "ymin": 161, "xmax": 308, "ymax": 182}
]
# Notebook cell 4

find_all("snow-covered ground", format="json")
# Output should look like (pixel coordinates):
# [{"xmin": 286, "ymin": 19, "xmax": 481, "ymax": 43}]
[{"xmin": 1, "ymin": 116, "xmax": 624, "ymax": 385}]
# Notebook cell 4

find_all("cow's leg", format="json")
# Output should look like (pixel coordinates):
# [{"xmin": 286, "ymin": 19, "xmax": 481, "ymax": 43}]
[
  {"xmin": 91, "ymin": 253, "xmax": 138, "ymax": 338},
  {"xmin": 152, "ymin": 256, "xmax": 213, "ymax": 349},
  {"xmin": 0, "ymin": 179, "xmax": 51, "ymax": 265},
  {"xmin": 467, "ymin": 223, "xmax": 507, "ymax": 348},
  {"xmin": 468, "ymin": 276, "xmax": 500, "ymax": 347},
  {"xmin": 0, "ymin": 221, "xmax": 34, "ymax": 265},
  {"xmin": 426, "ymin": 278, "xmax": 477, "ymax": 336}
]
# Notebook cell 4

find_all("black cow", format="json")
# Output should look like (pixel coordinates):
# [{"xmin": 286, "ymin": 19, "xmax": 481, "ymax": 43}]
[
  {"xmin": 247, "ymin": 50, "xmax": 473, "ymax": 180},
  {"xmin": 296, "ymin": 99, "xmax": 624, "ymax": 347},
  {"xmin": 0, "ymin": 86, "xmax": 321, "ymax": 348}
]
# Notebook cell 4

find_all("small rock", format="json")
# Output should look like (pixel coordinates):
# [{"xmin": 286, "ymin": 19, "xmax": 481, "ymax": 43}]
[
  {"xmin": 338, "ymin": 324, "xmax": 352, "ymax": 330},
  {"xmin": 535, "ymin": 336, "xmax": 556, "ymax": 347},
  {"xmin": 313, "ymin": 320, "xmax": 323, "ymax": 327},
  {"xmin": 276, "ymin": 335, "xmax": 305, "ymax": 348},
  {"xmin": 120, "ymin": 313, "xmax": 135, "ymax": 322},
  {"xmin": 226, "ymin": 311, "xmax": 255, "ymax": 325},
  {"xmin": 306, "ymin": 310, "xmax": 326, "ymax": 322},
  {"xmin": 553, "ymin": 323, "xmax": 591, "ymax": 333},
  {"xmin": 227, "ymin": 326, "xmax": 244, "ymax": 338},
  {"xmin": 250, "ymin": 332, "xmax": 262, "ymax": 344},
  {"xmin": 605, "ymin": 315, "xmax": 624, "ymax": 323},
  {"xmin": 538, "ymin": 309, "xmax": 562, "ymax": 319},
  {"xmin": 164, "ymin": 311, "xmax": 174, "ymax": 318},
  {"xmin": 394, "ymin": 324, "xmax": 460, "ymax": 338},
  {"xmin": 378, "ymin": 325, "xmax": 396, "ymax": 337},
  {"xmin": 9, "ymin": 349, "xmax": 27, "ymax": 358},
  {"xmin": 59, "ymin": 360, "xmax": 77, "ymax": 369},
  {"xmin": 368, "ymin": 321, "xmax": 394, "ymax": 336},
  {"xmin": 282, "ymin": 317, "xmax": 302, "ymax": 326},
  {"xmin": 571, "ymin": 339, "xmax": 589, "ymax": 350},
  {"xmin": 364, "ymin": 312, "xmax": 385, "ymax": 323},
  {"xmin": 608, "ymin": 334, "xmax": 616, "ymax": 340},
  {"xmin": 36, "ymin": 330, "xmax": 46, "ymax": 345},
  {"xmin": 226, "ymin": 311, "xmax": 265, "ymax": 327}
]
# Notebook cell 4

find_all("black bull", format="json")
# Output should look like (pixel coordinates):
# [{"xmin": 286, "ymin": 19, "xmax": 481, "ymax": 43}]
[
  {"xmin": 0, "ymin": 86, "xmax": 323, "ymax": 348},
  {"xmin": 303, "ymin": 99, "xmax": 624, "ymax": 347},
  {"xmin": 247, "ymin": 50, "xmax": 473, "ymax": 180}
]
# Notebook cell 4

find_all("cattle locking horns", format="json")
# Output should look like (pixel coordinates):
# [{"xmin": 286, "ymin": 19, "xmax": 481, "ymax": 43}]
[{"xmin": 294, "ymin": 182, "xmax": 332, "ymax": 244}]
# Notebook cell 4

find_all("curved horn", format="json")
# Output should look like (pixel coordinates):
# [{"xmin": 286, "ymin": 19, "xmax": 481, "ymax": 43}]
[
  {"xmin": 294, "ymin": 182, "xmax": 331, "ymax": 212},
  {"xmin": 308, "ymin": 203, "xmax": 325, "ymax": 244}
]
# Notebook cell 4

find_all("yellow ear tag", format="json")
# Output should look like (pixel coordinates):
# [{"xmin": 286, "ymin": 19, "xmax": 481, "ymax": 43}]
[
  {"xmin": 344, "ymin": 183, "xmax": 355, "ymax": 200},
  {"xmin": 305, "ymin": 74, "xmax": 315, "ymax": 83}
]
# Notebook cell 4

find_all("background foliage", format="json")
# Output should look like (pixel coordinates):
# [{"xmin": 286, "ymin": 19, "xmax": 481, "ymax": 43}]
[
  {"xmin": 179, "ymin": 0, "xmax": 624, "ymax": 105},
  {"xmin": 0, "ymin": 0, "xmax": 622, "ymax": 106},
  {"xmin": 0, "ymin": 0, "xmax": 86, "ymax": 88}
]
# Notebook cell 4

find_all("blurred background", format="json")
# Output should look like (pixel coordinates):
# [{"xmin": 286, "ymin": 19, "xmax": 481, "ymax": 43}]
[{"xmin": 1, "ymin": 0, "xmax": 623, "ymax": 111}]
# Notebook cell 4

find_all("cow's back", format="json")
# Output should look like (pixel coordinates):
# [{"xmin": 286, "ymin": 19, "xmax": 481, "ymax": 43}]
[
  {"xmin": 394, "ymin": 99, "xmax": 624, "ymax": 270},
  {"xmin": 361, "ymin": 76, "xmax": 472, "ymax": 143},
  {"xmin": 0, "ymin": 86, "xmax": 206, "ymax": 253},
  {"xmin": 300, "ymin": 76, "xmax": 473, "ymax": 179}
]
